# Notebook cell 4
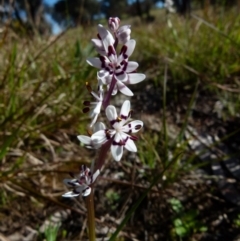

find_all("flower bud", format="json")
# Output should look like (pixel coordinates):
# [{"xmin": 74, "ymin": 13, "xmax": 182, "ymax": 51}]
[
  {"xmin": 108, "ymin": 17, "xmax": 120, "ymax": 32},
  {"xmin": 116, "ymin": 25, "xmax": 131, "ymax": 44}
]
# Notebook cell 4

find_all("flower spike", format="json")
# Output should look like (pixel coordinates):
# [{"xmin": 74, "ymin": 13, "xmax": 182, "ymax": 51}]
[
  {"xmin": 87, "ymin": 24, "xmax": 146, "ymax": 99},
  {"xmin": 62, "ymin": 163, "xmax": 100, "ymax": 198}
]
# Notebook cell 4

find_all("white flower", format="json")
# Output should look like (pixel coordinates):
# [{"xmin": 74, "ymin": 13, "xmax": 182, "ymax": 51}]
[
  {"xmin": 83, "ymin": 82, "xmax": 103, "ymax": 127},
  {"xmin": 62, "ymin": 163, "xmax": 100, "ymax": 197},
  {"xmin": 87, "ymin": 25, "xmax": 145, "ymax": 97},
  {"xmin": 116, "ymin": 25, "xmax": 131, "ymax": 44},
  {"xmin": 108, "ymin": 17, "xmax": 131, "ymax": 44},
  {"xmin": 165, "ymin": 0, "xmax": 175, "ymax": 13},
  {"xmin": 108, "ymin": 17, "xmax": 120, "ymax": 32},
  {"xmin": 91, "ymin": 100, "xmax": 143, "ymax": 161},
  {"xmin": 77, "ymin": 122, "xmax": 105, "ymax": 149}
]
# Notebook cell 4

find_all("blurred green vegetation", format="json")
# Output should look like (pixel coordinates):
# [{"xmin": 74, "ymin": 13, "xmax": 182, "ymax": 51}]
[{"xmin": 0, "ymin": 6, "xmax": 240, "ymax": 240}]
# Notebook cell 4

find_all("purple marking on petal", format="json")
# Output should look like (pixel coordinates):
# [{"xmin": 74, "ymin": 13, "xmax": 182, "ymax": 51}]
[
  {"xmin": 120, "ymin": 114, "xmax": 128, "ymax": 120},
  {"xmin": 73, "ymin": 189, "xmax": 80, "ymax": 194},
  {"xmin": 112, "ymin": 139, "xmax": 124, "ymax": 146},
  {"xmin": 128, "ymin": 123, "xmax": 132, "ymax": 133},
  {"xmin": 112, "ymin": 136, "xmax": 129, "ymax": 146},
  {"xmin": 99, "ymin": 56, "xmax": 106, "ymax": 68},
  {"xmin": 67, "ymin": 181, "xmax": 75, "ymax": 186},
  {"xmin": 120, "ymin": 60, "xmax": 127, "ymax": 66},
  {"xmin": 120, "ymin": 60, "xmax": 128, "ymax": 72},
  {"xmin": 110, "ymin": 120, "xmax": 116, "ymax": 126},
  {"xmin": 120, "ymin": 45, "xmax": 128, "ymax": 59},
  {"xmin": 135, "ymin": 125, "xmax": 142, "ymax": 130},
  {"xmin": 108, "ymin": 45, "xmax": 116, "ymax": 57},
  {"xmin": 97, "ymin": 33, "xmax": 101, "ymax": 40},
  {"xmin": 115, "ymin": 71, "xmax": 125, "ymax": 76},
  {"xmin": 110, "ymin": 116, "xmax": 122, "ymax": 126}
]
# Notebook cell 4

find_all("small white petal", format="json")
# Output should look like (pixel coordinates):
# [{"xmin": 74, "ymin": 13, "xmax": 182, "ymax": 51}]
[
  {"xmin": 97, "ymin": 77, "xmax": 104, "ymax": 87},
  {"xmin": 91, "ymin": 90, "xmax": 101, "ymax": 101},
  {"xmin": 81, "ymin": 187, "xmax": 91, "ymax": 197},
  {"xmin": 93, "ymin": 122, "xmax": 106, "ymax": 133},
  {"xmin": 77, "ymin": 135, "xmax": 91, "ymax": 145},
  {"xmin": 117, "ymin": 26, "xmax": 131, "ymax": 44},
  {"xmin": 106, "ymin": 74, "xmax": 114, "ymax": 85},
  {"xmin": 86, "ymin": 57, "xmax": 102, "ymax": 69},
  {"xmin": 126, "ymin": 61, "xmax": 139, "ymax": 72},
  {"xmin": 92, "ymin": 102, "xmax": 102, "ymax": 115},
  {"xmin": 122, "ymin": 120, "xmax": 143, "ymax": 133},
  {"xmin": 90, "ymin": 113, "xmax": 98, "ymax": 128},
  {"xmin": 62, "ymin": 191, "xmax": 80, "ymax": 198},
  {"xmin": 109, "ymin": 84, "xmax": 118, "ymax": 95},
  {"xmin": 91, "ymin": 130, "xmax": 108, "ymax": 144},
  {"xmin": 92, "ymin": 169, "xmax": 100, "ymax": 183},
  {"xmin": 91, "ymin": 39, "xmax": 103, "ymax": 48},
  {"xmin": 97, "ymin": 25, "xmax": 115, "ymax": 54},
  {"xmin": 106, "ymin": 105, "xmax": 117, "ymax": 121},
  {"xmin": 91, "ymin": 39, "xmax": 106, "ymax": 55},
  {"xmin": 111, "ymin": 133, "xmax": 124, "ymax": 161},
  {"xmin": 63, "ymin": 179, "xmax": 80, "ymax": 187},
  {"xmin": 127, "ymin": 73, "xmax": 146, "ymax": 84},
  {"xmin": 117, "ymin": 81, "xmax": 133, "ymax": 96},
  {"xmin": 122, "ymin": 39, "xmax": 136, "ymax": 58},
  {"xmin": 118, "ymin": 25, "xmax": 131, "ymax": 31},
  {"xmin": 120, "ymin": 100, "xmax": 130, "ymax": 118},
  {"xmin": 115, "ymin": 73, "xmax": 128, "ymax": 82},
  {"xmin": 125, "ymin": 138, "xmax": 137, "ymax": 152},
  {"xmin": 111, "ymin": 144, "xmax": 123, "ymax": 161},
  {"xmin": 97, "ymin": 70, "xmax": 110, "ymax": 84}
]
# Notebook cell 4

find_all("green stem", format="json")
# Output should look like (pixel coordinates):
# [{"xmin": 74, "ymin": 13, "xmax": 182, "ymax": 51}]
[{"xmin": 86, "ymin": 190, "xmax": 96, "ymax": 241}]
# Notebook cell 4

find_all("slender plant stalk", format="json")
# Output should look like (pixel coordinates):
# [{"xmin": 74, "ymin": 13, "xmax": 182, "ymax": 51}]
[
  {"xmin": 162, "ymin": 63, "xmax": 168, "ymax": 166},
  {"xmin": 86, "ymin": 189, "xmax": 96, "ymax": 241}
]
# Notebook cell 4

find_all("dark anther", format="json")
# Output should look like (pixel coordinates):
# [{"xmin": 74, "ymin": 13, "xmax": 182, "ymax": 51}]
[
  {"xmin": 83, "ymin": 101, "xmax": 91, "ymax": 106},
  {"xmin": 83, "ymin": 107, "xmax": 90, "ymax": 113}
]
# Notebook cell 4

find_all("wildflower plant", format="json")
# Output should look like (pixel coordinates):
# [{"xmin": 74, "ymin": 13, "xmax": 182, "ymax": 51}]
[{"xmin": 62, "ymin": 17, "xmax": 145, "ymax": 240}]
